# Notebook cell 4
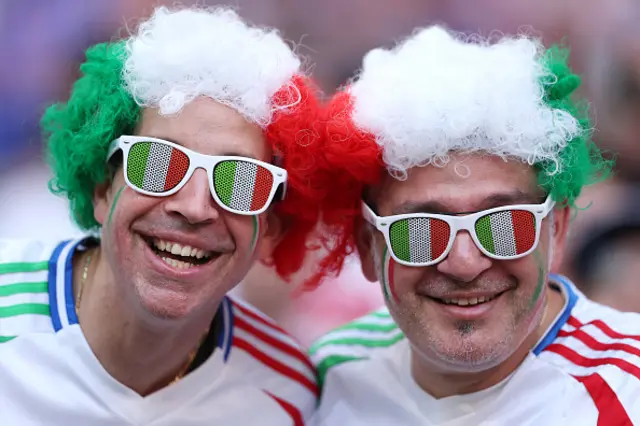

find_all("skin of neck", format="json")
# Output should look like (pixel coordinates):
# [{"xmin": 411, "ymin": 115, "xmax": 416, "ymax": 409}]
[
  {"xmin": 73, "ymin": 248, "xmax": 218, "ymax": 396},
  {"xmin": 410, "ymin": 284, "xmax": 565, "ymax": 399}
]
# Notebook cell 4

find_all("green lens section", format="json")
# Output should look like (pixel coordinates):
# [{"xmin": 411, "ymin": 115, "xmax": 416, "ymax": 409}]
[
  {"xmin": 389, "ymin": 219, "xmax": 411, "ymax": 262},
  {"xmin": 127, "ymin": 142, "xmax": 151, "ymax": 188},
  {"xmin": 475, "ymin": 214, "xmax": 496, "ymax": 254},
  {"xmin": 214, "ymin": 160, "xmax": 237, "ymax": 206}
]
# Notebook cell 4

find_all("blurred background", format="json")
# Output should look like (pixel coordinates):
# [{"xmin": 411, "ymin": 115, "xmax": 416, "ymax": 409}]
[{"xmin": 1, "ymin": 0, "xmax": 639, "ymax": 346}]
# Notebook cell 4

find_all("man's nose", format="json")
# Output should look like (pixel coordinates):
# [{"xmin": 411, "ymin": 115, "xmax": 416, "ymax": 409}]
[{"xmin": 163, "ymin": 169, "xmax": 220, "ymax": 224}]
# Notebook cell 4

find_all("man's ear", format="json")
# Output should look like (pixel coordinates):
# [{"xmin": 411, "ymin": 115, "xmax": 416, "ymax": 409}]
[
  {"xmin": 256, "ymin": 210, "xmax": 285, "ymax": 261},
  {"xmin": 93, "ymin": 181, "xmax": 112, "ymax": 226},
  {"xmin": 354, "ymin": 219, "xmax": 378, "ymax": 282},
  {"xmin": 549, "ymin": 204, "xmax": 571, "ymax": 272}
]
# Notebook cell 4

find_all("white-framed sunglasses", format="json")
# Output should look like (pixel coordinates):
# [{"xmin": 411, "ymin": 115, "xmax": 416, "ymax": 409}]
[
  {"xmin": 106, "ymin": 135, "xmax": 287, "ymax": 216},
  {"xmin": 362, "ymin": 196, "xmax": 556, "ymax": 267}
]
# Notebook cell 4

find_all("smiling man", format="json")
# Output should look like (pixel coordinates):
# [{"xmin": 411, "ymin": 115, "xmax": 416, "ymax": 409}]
[
  {"xmin": 310, "ymin": 27, "xmax": 640, "ymax": 425},
  {"xmin": 0, "ymin": 6, "xmax": 322, "ymax": 425}
]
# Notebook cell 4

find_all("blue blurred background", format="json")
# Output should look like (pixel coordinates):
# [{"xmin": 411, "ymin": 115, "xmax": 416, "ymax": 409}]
[{"xmin": 1, "ymin": 0, "xmax": 639, "ymax": 343}]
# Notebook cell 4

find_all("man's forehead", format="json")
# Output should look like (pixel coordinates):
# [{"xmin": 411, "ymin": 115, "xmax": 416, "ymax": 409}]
[
  {"xmin": 371, "ymin": 155, "xmax": 542, "ymax": 215},
  {"xmin": 135, "ymin": 100, "xmax": 270, "ymax": 161}
]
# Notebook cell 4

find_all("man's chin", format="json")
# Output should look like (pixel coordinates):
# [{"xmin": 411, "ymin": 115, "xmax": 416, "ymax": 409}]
[{"xmin": 134, "ymin": 284, "xmax": 200, "ymax": 321}]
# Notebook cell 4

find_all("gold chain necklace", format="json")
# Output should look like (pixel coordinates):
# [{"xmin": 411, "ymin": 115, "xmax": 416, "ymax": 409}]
[{"xmin": 75, "ymin": 250, "xmax": 208, "ymax": 384}]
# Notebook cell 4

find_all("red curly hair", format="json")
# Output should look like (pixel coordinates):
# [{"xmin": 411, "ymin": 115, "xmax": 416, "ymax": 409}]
[
  {"xmin": 295, "ymin": 90, "xmax": 385, "ymax": 289},
  {"xmin": 264, "ymin": 75, "xmax": 333, "ymax": 286}
]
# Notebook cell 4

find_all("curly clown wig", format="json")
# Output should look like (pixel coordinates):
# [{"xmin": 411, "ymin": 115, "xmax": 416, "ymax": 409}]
[
  {"xmin": 315, "ymin": 25, "xmax": 613, "ymax": 281},
  {"xmin": 41, "ymin": 6, "xmax": 325, "ymax": 283}
]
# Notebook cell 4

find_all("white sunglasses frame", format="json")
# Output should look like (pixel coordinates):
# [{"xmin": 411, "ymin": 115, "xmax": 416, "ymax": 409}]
[
  {"xmin": 106, "ymin": 135, "xmax": 288, "ymax": 216},
  {"xmin": 362, "ymin": 195, "xmax": 556, "ymax": 267}
]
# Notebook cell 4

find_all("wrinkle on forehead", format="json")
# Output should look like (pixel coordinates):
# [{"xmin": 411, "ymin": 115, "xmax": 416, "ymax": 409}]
[{"xmin": 372, "ymin": 154, "xmax": 542, "ymax": 216}]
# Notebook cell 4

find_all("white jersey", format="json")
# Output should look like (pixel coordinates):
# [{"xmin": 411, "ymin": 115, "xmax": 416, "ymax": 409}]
[
  {"xmin": 0, "ymin": 238, "xmax": 317, "ymax": 425},
  {"xmin": 311, "ymin": 275, "xmax": 640, "ymax": 426}
]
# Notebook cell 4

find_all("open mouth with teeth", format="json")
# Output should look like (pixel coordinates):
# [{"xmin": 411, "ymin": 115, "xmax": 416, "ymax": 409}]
[
  {"xmin": 145, "ymin": 238, "xmax": 216, "ymax": 270},
  {"xmin": 429, "ymin": 291, "xmax": 506, "ymax": 307}
]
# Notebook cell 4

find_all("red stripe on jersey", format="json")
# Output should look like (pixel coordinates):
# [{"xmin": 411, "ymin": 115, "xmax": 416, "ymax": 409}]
[
  {"xmin": 235, "ymin": 315, "xmax": 315, "ymax": 376},
  {"xmin": 557, "ymin": 328, "xmax": 640, "ymax": 359},
  {"xmin": 264, "ymin": 391, "xmax": 304, "ymax": 426},
  {"xmin": 233, "ymin": 337, "xmax": 318, "ymax": 397},
  {"xmin": 544, "ymin": 343, "xmax": 640, "ymax": 381},
  {"xmin": 568, "ymin": 316, "xmax": 640, "ymax": 343},
  {"xmin": 232, "ymin": 300, "xmax": 287, "ymax": 334},
  {"xmin": 575, "ymin": 374, "xmax": 633, "ymax": 426}
]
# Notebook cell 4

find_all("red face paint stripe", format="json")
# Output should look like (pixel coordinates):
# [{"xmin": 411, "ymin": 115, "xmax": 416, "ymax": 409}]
[
  {"xmin": 511, "ymin": 210, "xmax": 536, "ymax": 254},
  {"xmin": 388, "ymin": 252, "xmax": 397, "ymax": 303}
]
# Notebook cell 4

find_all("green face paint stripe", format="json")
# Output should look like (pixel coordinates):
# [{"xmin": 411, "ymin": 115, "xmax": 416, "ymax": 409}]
[
  {"xmin": 0, "ymin": 261, "xmax": 48, "ymax": 275},
  {"xmin": 381, "ymin": 246, "xmax": 392, "ymax": 301},
  {"xmin": 107, "ymin": 186, "xmax": 125, "ymax": 228},
  {"xmin": 127, "ymin": 142, "xmax": 150, "ymax": 187},
  {"xmin": 250, "ymin": 215, "xmax": 260, "ymax": 254},
  {"xmin": 528, "ymin": 249, "xmax": 546, "ymax": 311}
]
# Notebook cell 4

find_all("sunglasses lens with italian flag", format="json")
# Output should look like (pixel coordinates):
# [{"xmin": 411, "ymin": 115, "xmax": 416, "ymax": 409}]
[
  {"xmin": 474, "ymin": 210, "xmax": 536, "ymax": 257},
  {"xmin": 213, "ymin": 160, "xmax": 275, "ymax": 213},
  {"xmin": 389, "ymin": 217, "xmax": 451, "ymax": 264},
  {"xmin": 126, "ymin": 141, "xmax": 190, "ymax": 193}
]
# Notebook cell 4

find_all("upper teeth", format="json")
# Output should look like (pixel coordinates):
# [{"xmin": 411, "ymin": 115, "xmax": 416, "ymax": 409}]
[
  {"xmin": 443, "ymin": 295, "xmax": 495, "ymax": 306},
  {"xmin": 153, "ymin": 239, "xmax": 211, "ymax": 259}
]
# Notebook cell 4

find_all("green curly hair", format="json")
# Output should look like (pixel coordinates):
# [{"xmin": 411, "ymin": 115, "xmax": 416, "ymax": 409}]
[
  {"xmin": 536, "ymin": 44, "xmax": 614, "ymax": 207},
  {"xmin": 42, "ymin": 41, "xmax": 140, "ymax": 230}
]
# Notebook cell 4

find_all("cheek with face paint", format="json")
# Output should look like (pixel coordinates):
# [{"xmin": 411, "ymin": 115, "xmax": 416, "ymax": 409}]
[
  {"xmin": 250, "ymin": 215, "xmax": 261, "ymax": 258},
  {"xmin": 106, "ymin": 186, "xmax": 126, "ymax": 230}
]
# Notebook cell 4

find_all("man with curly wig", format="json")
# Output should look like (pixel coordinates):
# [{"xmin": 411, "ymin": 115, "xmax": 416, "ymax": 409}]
[
  {"xmin": 310, "ymin": 27, "xmax": 640, "ymax": 425},
  {"xmin": 0, "ymin": 6, "xmax": 324, "ymax": 425}
]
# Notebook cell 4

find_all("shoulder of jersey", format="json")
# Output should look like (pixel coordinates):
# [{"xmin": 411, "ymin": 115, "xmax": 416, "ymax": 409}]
[
  {"xmin": 228, "ymin": 296, "xmax": 319, "ymax": 399},
  {"xmin": 0, "ymin": 239, "xmax": 60, "ymax": 344},
  {"xmin": 0, "ymin": 239, "xmax": 57, "ymax": 266},
  {"xmin": 309, "ymin": 306, "xmax": 404, "ymax": 387},
  {"xmin": 541, "ymin": 294, "xmax": 640, "ymax": 414}
]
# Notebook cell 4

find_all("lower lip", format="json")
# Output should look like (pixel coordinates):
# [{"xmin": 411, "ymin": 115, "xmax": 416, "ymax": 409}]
[
  {"xmin": 427, "ymin": 292, "xmax": 505, "ymax": 321},
  {"xmin": 140, "ymin": 234, "xmax": 218, "ymax": 279}
]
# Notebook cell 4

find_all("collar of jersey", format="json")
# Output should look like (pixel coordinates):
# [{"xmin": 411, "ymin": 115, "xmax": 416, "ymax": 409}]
[
  {"xmin": 532, "ymin": 273, "xmax": 579, "ymax": 355},
  {"xmin": 48, "ymin": 238, "xmax": 234, "ymax": 361}
]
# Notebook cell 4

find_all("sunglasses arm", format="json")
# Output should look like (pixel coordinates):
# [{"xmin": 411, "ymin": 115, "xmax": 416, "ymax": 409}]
[
  {"xmin": 361, "ymin": 202, "xmax": 379, "ymax": 227},
  {"xmin": 106, "ymin": 138, "xmax": 122, "ymax": 162}
]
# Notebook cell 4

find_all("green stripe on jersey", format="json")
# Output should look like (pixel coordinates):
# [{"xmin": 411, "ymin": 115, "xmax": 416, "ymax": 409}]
[
  {"xmin": 334, "ymin": 321, "xmax": 399, "ymax": 334},
  {"xmin": 0, "ymin": 282, "xmax": 48, "ymax": 297},
  {"xmin": 0, "ymin": 261, "xmax": 48, "ymax": 275},
  {"xmin": 311, "ymin": 334, "xmax": 405, "ymax": 354},
  {"xmin": 0, "ymin": 336, "xmax": 16, "ymax": 343},
  {"xmin": 316, "ymin": 354, "xmax": 365, "ymax": 388},
  {"xmin": 0, "ymin": 303, "xmax": 50, "ymax": 318}
]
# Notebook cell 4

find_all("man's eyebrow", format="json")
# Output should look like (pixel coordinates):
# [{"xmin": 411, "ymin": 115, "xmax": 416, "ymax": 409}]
[{"xmin": 391, "ymin": 190, "xmax": 542, "ymax": 215}]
